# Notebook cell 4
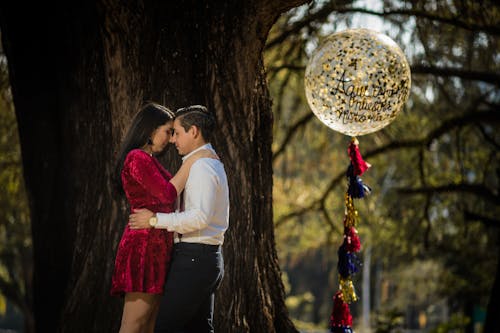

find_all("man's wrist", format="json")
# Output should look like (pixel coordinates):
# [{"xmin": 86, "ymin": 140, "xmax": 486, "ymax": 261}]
[{"xmin": 148, "ymin": 214, "xmax": 158, "ymax": 228}]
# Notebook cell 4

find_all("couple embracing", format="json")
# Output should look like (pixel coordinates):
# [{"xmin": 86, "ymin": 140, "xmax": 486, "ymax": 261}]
[{"xmin": 110, "ymin": 103, "xmax": 229, "ymax": 333}]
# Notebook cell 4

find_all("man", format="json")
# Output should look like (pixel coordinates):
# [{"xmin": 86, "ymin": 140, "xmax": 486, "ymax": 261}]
[{"xmin": 129, "ymin": 105, "xmax": 229, "ymax": 333}]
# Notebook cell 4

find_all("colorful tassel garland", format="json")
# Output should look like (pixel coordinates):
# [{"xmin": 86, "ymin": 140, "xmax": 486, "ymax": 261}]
[{"xmin": 328, "ymin": 138, "xmax": 373, "ymax": 332}]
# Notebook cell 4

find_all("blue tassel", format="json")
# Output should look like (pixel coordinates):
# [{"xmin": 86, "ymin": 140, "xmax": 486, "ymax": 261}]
[
  {"xmin": 346, "ymin": 163, "xmax": 355, "ymax": 178},
  {"xmin": 337, "ymin": 244, "xmax": 359, "ymax": 278},
  {"xmin": 347, "ymin": 164, "xmax": 371, "ymax": 198},
  {"xmin": 348, "ymin": 176, "xmax": 365, "ymax": 198},
  {"xmin": 330, "ymin": 326, "xmax": 353, "ymax": 333}
]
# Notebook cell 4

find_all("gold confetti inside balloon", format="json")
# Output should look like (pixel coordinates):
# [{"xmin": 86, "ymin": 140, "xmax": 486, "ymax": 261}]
[{"xmin": 305, "ymin": 29, "xmax": 411, "ymax": 136}]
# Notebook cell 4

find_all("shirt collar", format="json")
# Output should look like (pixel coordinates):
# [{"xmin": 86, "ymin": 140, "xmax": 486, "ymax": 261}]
[{"xmin": 182, "ymin": 143, "xmax": 214, "ymax": 162}]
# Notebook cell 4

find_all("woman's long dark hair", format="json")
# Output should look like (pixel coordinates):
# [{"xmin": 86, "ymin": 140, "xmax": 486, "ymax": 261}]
[{"xmin": 113, "ymin": 103, "xmax": 174, "ymax": 194}]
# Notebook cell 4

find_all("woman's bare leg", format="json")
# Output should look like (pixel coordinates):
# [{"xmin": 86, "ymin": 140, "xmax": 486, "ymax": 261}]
[
  {"xmin": 145, "ymin": 295, "xmax": 162, "ymax": 333},
  {"xmin": 119, "ymin": 292, "xmax": 157, "ymax": 333}
]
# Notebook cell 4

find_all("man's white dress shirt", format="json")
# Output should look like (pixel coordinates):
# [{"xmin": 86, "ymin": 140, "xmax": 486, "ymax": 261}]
[{"xmin": 156, "ymin": 143, "xmax": 229, "ymax": 245}]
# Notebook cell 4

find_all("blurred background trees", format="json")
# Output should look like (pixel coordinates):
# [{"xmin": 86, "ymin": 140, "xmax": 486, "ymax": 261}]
[
  {"xmin": 0, "ymin": 0, "xmax": 499, "ymax": 332},
  {"xmin": 0, "ymin": 42, "xmax": 32, "ymax": 332}
]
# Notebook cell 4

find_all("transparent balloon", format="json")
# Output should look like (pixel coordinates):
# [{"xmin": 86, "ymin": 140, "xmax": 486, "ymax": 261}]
[{"xmin": 305, "ymin": 29, "xmax": 411, "ymax": 136}]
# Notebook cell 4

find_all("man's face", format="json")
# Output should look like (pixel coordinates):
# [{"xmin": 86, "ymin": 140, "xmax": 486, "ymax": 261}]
[{"xmin": 170, "ymin": 118, "xmax": 194, "ymax": 156}]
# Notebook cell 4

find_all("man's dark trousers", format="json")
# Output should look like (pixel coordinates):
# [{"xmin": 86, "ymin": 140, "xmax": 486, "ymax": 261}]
[{"xmin": 154, "ymin": 242, "xmax": 224, "ymax": 333}]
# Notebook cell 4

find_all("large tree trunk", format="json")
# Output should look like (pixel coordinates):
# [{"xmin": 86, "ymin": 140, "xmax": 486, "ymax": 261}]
[{"xmin": 0, "ymin": 1, "xmax": 308, "ymax": 332}]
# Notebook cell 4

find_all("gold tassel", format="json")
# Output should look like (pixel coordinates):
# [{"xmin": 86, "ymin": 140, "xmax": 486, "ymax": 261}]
[
  {"xmin": 339, "ymin": 275, "xmax": 358, "ymax": 304},
  {"xmin": 344, "ymin": 193, "xmax": 359, "ymax": 228}
]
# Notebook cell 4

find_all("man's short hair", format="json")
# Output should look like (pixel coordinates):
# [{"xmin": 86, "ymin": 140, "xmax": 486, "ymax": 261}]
[{"xmin": 175, "ymin": 105, "xmax": 215, "ymax": 142}]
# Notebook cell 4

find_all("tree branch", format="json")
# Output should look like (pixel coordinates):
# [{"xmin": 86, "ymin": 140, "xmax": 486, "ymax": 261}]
[
  {"xmin": 333, "ymin": 7, "xmax": 500, "ymax": 36},
  {"xmin": 266, "ymin": 0, "xmax": 311, "ymax": 15},
  {"xmin": 422, "ymin": 110, "xmax": 499, "ymax": 147},
  {"xmin": 275, "ymin": 172, "xmax": 343, "ymax": 228},
  {"xmin": 266, "ymin": 4, "xmax": 500, "ymax": 51},
  {"xmin": 258, "ymin": 0, "xmax": 311, "ymax": 36},
  {"xmin": 265, "ymin": 2, "xmax": 337, "ymax": 50},
  {"xmin": 275, "ymin": 109, "xmax": 499, "ymax": 227},
  {"xmin": 464, "ymin": 210, "xmax": 500, "ymax": 227},
  {"xmin": 275, "ymin": 200, "xmax": 322, "ymax": 228},
  {"xmin": 320, "ymin": 204, "xmax": 340, "ymax": 235},
  {"xmin": 272, "ymin": 112, "xmax": 314, "ymax": 162},
  {"xmin": 411, "ymin": 65, "xmax": 500, "ymax": 86},
  {"xmin": 267, "ymin": 64, "xmax": 500, "ymax": 85},
  {"xmin": 397, "ymin": 183, "xmax": 499, "ymax": 205},
  {"xmin": 267, "ymin": 64, "xmax": 305, "ymax": 76},
  {"xmin": 476, "ymin": 124, "xmax": 500, "ymax": 150}
]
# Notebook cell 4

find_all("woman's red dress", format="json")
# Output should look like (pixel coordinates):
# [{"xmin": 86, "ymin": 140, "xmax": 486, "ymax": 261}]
[{"xmin": 111, "ymin": 149, "xmax": 177, "ymax": 296}]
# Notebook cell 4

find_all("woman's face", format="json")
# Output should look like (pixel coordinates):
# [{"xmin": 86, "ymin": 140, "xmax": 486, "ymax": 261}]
[{"xmin": 150, "ymin": 120, "xmax": 174, "ymax": 153}]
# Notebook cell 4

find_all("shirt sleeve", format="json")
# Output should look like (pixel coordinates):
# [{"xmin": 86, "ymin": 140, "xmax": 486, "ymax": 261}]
[
  {"xmin": 155, "ymin": 159, "xmax": 217, "ymax": 233},
  {"xmin": 125, "ymin": 150, "xmax": 177, "ymax": 204}
]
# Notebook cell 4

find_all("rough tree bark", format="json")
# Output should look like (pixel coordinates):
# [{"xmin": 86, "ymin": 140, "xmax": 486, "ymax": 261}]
[{"xmin": 0, "ymin": 0, "xmax": 308, "ymax": 332}]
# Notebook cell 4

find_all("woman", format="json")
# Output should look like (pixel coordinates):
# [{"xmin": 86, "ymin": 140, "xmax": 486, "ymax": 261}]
[{"xmin": 110, "ymin": 102, "xmax": 213, "ymax": 333}]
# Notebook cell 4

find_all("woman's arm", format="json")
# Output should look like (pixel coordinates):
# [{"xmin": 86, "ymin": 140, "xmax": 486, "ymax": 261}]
[
  {"xmin": 126, "ymin": 150, "xmax": 178, "ymax": 204},
  {"xmin": 169, "ymin": 149, "xmax": 218, "ymax": 194},
  {"xmin": 128, "ymin": 150, "xmax": 218, "ymax": 230}
]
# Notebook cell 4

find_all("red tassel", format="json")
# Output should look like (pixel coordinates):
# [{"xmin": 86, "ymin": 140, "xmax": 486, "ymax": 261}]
[
  {"xmin": 330, "ymin": 291, "xmax": 353, "ymax": 327},
  {"xmin": 344, "ymin": 227, "xmax": 361, "ymax": 252},
  {"xmin": 348, "ymin": 138, "xmax": 371, "ymax": 176}
]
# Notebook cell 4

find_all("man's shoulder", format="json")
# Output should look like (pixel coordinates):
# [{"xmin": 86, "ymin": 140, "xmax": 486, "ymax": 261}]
[
  {"xmin": 190, "ymin": 158, "xmax": 227, "ymax": 179},
  {"xmin": 192, "ymin": 157, "xmax": 224, "ymax": 170}
]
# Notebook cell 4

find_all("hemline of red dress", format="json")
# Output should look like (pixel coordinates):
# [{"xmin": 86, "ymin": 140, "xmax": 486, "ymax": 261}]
[{"xmin": 110, "ymin": 149, "xmax": 178, "ymax": 297}]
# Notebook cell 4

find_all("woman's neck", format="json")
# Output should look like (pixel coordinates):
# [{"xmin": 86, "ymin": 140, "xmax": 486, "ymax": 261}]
[{"xmin": 141, "ymin": 145, "xmax": 153, "ymax": 156}]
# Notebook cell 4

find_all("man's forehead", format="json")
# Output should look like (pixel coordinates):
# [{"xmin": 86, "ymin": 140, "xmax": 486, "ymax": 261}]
[{"xmin": 173, "ymin": 119, "xmax": 186, "ymax": 130}]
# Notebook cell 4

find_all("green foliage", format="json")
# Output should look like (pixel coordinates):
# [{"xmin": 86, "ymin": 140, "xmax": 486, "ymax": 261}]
[
  {"xmin": 430, "ymin": 313, "xmax": 471, "ymax": 333},
  {"xmin": 267, "ymin": 0, "xmax": 500, "ymax": 330},
  {"xmin": 0, "ymin": 294, "xmax": 5, "ymax": 315},
  {"xmin": 286, "ymin": 291, "xmax": 315, "ymax": 314},
  {"xmin": 291, "ymin": 317, "xmax": 326, "ymax": 332},
  {"xmin": 373, "ymin": 308, "xmax": 404, "ymax": 333},
  {"xmin": 0, "ymin": 47, "xmax": 32, "ymax": 316}
]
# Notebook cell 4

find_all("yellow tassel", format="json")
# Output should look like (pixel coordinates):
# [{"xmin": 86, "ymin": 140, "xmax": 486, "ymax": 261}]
[
  {"xmin": 344, "ymin": 193, "xmax": 359, "ymax": 227},
  {"xmin": 339, "ymin": 275, "xmax": 358, "ymax": 303}
]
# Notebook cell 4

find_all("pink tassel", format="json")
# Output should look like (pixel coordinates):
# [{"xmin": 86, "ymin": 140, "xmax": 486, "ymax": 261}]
[{"xmin": 348, "ymin": 138, "xmax": 371, "ymax": 176}]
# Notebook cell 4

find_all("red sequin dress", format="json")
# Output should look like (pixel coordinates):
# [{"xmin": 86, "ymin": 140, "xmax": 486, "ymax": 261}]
[{"xmin": 111, "ymin": 149, "xmax": 177, "ymax": 296}]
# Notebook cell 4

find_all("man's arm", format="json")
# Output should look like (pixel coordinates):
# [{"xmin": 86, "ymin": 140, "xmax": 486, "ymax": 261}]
[
  {"xmin": 156, "ymin": 160, "xmax": 218, "ymax": 233},
  {"xmin": 128, "ymin": 208, "xmax": 155, "ymax": 229},
  {"xmin": 129, "ymin": 159, "xmax": 218, "ymax": 231}
]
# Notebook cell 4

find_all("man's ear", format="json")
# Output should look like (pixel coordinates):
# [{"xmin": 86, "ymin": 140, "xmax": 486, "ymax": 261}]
[{"xmin": 190, "ymin": 125, "xmax": 201, "ymax": 138}]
